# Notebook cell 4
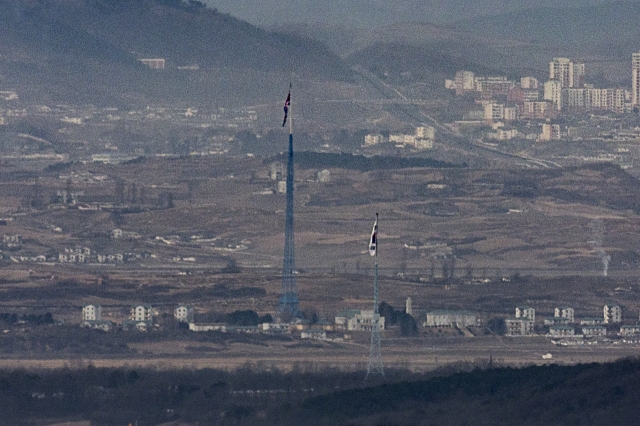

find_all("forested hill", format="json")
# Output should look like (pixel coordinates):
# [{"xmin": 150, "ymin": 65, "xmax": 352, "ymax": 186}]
[
  {"xmin": 0, "ymin": 0, "xmax": 352, "ymax": 105},
  {"xmin": 1, "ymin": 357, "xmax": 639, "ymax": 424},
  {"xmin": 297, "ymin": 358, "xmax": 640, "ymax": 425}
]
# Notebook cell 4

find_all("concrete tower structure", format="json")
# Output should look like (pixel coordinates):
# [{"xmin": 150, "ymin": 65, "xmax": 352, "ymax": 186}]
[{"xmin": 633, "ymin": 51, "xmax": 640, "ymax": 106}]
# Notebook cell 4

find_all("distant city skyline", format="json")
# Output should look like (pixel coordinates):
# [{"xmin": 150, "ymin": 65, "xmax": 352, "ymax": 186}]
[{"xmin": 204, "ymin": 0, "xmax": 629, "ymax": 27}]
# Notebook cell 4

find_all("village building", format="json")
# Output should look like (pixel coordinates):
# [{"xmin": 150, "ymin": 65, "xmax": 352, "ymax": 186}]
[
  {"xmin": 604, "ymin": 304, "xmax": 622, "ymax": 323},
  {"xmin": 424, "ymin": 310, "xmax": 479, "ymax": 328},
  {"xmin": 505, "ymin": 318, "xmax": 535, "ymax": 336},
  {"xmin": 335, "ymin": 310, "xmax": 384, "ymax": 331},
  {"xmin": 174, "ymin": 305, "xmax": 194, "ymax": 323},
  {"xmin": 619, "ymin": 324, "xmax": 640, "ymax": 336},
  {"xmin": 554, "ymin": 306, "xmax": 575, "ymax": 323},
  {"xmin": 582, "ymin": 325, "xmax": 607, "ymax": 336},
  {"xmin": 548, "ymin": 325, "xmax": 575, "ymax": 337}
]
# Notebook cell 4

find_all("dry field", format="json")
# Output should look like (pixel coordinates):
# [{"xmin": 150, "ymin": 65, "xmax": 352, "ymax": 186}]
[{"xmin": 1, "ymin": 157, "xmax": 640, "ymax": 369}]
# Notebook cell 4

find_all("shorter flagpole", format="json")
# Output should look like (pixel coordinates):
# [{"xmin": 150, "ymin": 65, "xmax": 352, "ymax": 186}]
[{"xmin": 366, "ymin": 212, "xmax": 384, "ymax": 383}]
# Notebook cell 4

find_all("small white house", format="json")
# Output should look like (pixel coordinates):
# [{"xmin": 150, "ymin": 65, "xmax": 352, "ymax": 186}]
[
  {"xmin": 174, "ymin": 305, "xmax": 194, "ymax": 323},
  {"xmin": 131, "ymin": 304, "xmax": 154, "ymax": 322},
  {"xmin": 82, "ymin": 305, "xmax": 101, "ymax": 321}
]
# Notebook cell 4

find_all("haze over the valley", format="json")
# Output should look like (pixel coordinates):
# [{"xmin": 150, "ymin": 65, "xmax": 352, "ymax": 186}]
[{"xmin": 204, "ymin": 0, "xmax": 624, "ymax": 27}]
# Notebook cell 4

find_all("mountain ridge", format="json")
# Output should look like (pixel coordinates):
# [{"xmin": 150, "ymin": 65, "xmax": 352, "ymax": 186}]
[{"xmin": 0, "ymin": 0, "xmax": 353, "ymax": 106}]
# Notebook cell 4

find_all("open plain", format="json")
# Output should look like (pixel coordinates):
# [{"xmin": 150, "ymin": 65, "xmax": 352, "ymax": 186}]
[{"xmin": 0, "ymin": 155, "xmax": 640, "ymax": 371}]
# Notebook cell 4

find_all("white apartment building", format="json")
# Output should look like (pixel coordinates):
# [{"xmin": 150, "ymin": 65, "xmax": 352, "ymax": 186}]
[
  {"xmin": 521, "ymin": 101, "xmax": 551, "ymax": 119},
  {"xmin": 484, "ymin": 102, "xmax": 504, "ymax": 122},
  {"xmin": 632, "ymin": 51, "xmax": 640, "ymax": 106},
  {"xmin": 174, "ymin": 305, "xmax": 194, "ymax": 323},
  {"xmin": 604, "ymin": 304, "xmax": 622, "ymax": 324},
  {"xmin": 539, "ymin": 124, "xmax": 562, "ymax": 141},
  {"xmin": 516, "ymin": 306, "xmax": 535, "ymax": 322},
  {"xmin": 549, "ymin": 57, "xmax": 585, "ymax": 88},
  {"xmin": 82, "ymin": 305, "xmax": 101, "ymax": 321},
  {"xmin": 554, "ymin": 306, "xmax": 575, "ymax": 323},
  {"xmin": 131, "ymin": 304, "xmax": 154, "ymax": 322},
  {"xmin": 544, "ymin": 80, "xmax": 563, "ymax": 110},
  {"xmin": 521, "ymin": 76, "xmax": 539, "ymax": 89},
  {"xmin": 450, "ymin": 70, "xmax": 476, "ymax": 93},
  {"xmin": 476, "ymin": 76, "xmax": 516, "ymax": 97}
]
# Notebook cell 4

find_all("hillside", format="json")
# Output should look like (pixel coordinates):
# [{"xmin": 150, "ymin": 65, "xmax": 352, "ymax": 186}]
[
  {"xmin": 207, "ymin": 0, "xmax": 613, "ymax": 27},
  {"xmin": 294, "ymin": 358, "xmax": 640, "ymax": 425},
  {"xmin": 452, "ymin": 1, "xmax": 640, "ymax": 58},
  {"xmin": 4, "ymin": 358, "xmax": 638, "ymax": 425},
  {"xmin": 0, "ymin": 0, "xmax": 353, "ymax": 106}
]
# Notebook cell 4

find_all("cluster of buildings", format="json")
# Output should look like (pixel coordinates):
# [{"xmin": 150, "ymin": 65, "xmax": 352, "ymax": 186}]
[
  {"xmin": 364, "ymin": 126, "xmax": 435, "ymax": 150},
  {"xmin": 58, "ymin": 247, "xmax": 151, "ymax": 264},
  {"xmin": 80, "ymin": 302, "xmax": 386, "ymax": 342},
  {"xmin": 189, "ymin": 309, "xmax": 385, "ymax": 341},
  {"xmin": 81, "ymin": 303, "xmax": 194, "ymax": 332},
  {"xmin": 422, "ymin": 303, "xmax": 639, "ymax": 339},
  {"xmin": 446, "ymin": 54, "xmax": 640, "ymax": 141},
  {"xmin": 506, "ymin": 304, "xmax": 630, "ymax": 337}
]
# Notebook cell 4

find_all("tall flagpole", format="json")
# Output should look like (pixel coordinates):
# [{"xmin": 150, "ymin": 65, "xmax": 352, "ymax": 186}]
[
  {"xmin": 278, "ymin": 83, "xmax": 299, "ymax": 319},
  {"xmin": 366, "ymin": 213, "xmax": 384, "ymax": 382}
]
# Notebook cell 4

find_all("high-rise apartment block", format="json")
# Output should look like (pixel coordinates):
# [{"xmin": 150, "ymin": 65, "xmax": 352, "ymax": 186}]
[
  {"xmin": 549, "ymin": 57, "xmax": 585, "ymax": 88},
  {"xmin": 632, "ymin": 51, "xmax": 640, "ymax": 106},
  {"xmin": 544, "ymin": 80, "xmax": 563, "ymax": 110},
  {"xmin": 520, "ymin": 77, "xmax": 539, "ymax": 89}
]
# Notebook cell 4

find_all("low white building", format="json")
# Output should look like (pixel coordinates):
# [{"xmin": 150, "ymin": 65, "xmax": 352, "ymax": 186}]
[
  {"xmin": 190, "ymin": 323, "xmax": 226, "ymax": 332},
  {"xmin": 424, "ymin": 310, "xmax": 478, "ymax": 328},
  {"xmin": 549, "ymin": 325, "xmax": 575, "ymax": 337},
  {"xmin": 582, "ymin": 325, "xmax": 606, "ymax": 336},
  {"xmin": 619, "ymin": 325, "xmax": 640, "ymax": 336},
  {"xmin": 363, "ymin": 134, "xmax": 384, "ymax": 146},
  {"xmin": 262, "ymin": 322, "xmax": 291, "ymax": 333},
  {"xmin": 580, "ymin": 317, "xmax": 604, "ymax": 325},
  {"xmin": 301, "ymin": 329, "xmax": 326, "ymax": 339}
]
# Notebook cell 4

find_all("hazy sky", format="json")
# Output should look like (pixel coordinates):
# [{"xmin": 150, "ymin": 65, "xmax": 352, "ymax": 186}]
[{"xmin": 204, "ymin": 0, "xmax": 621, "ymax": 27}]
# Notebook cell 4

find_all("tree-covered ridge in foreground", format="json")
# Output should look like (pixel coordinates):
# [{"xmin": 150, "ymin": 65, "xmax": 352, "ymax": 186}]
[{"xmin": 2, "ymin": 358, "xmax": 640, "ymax": 425}]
